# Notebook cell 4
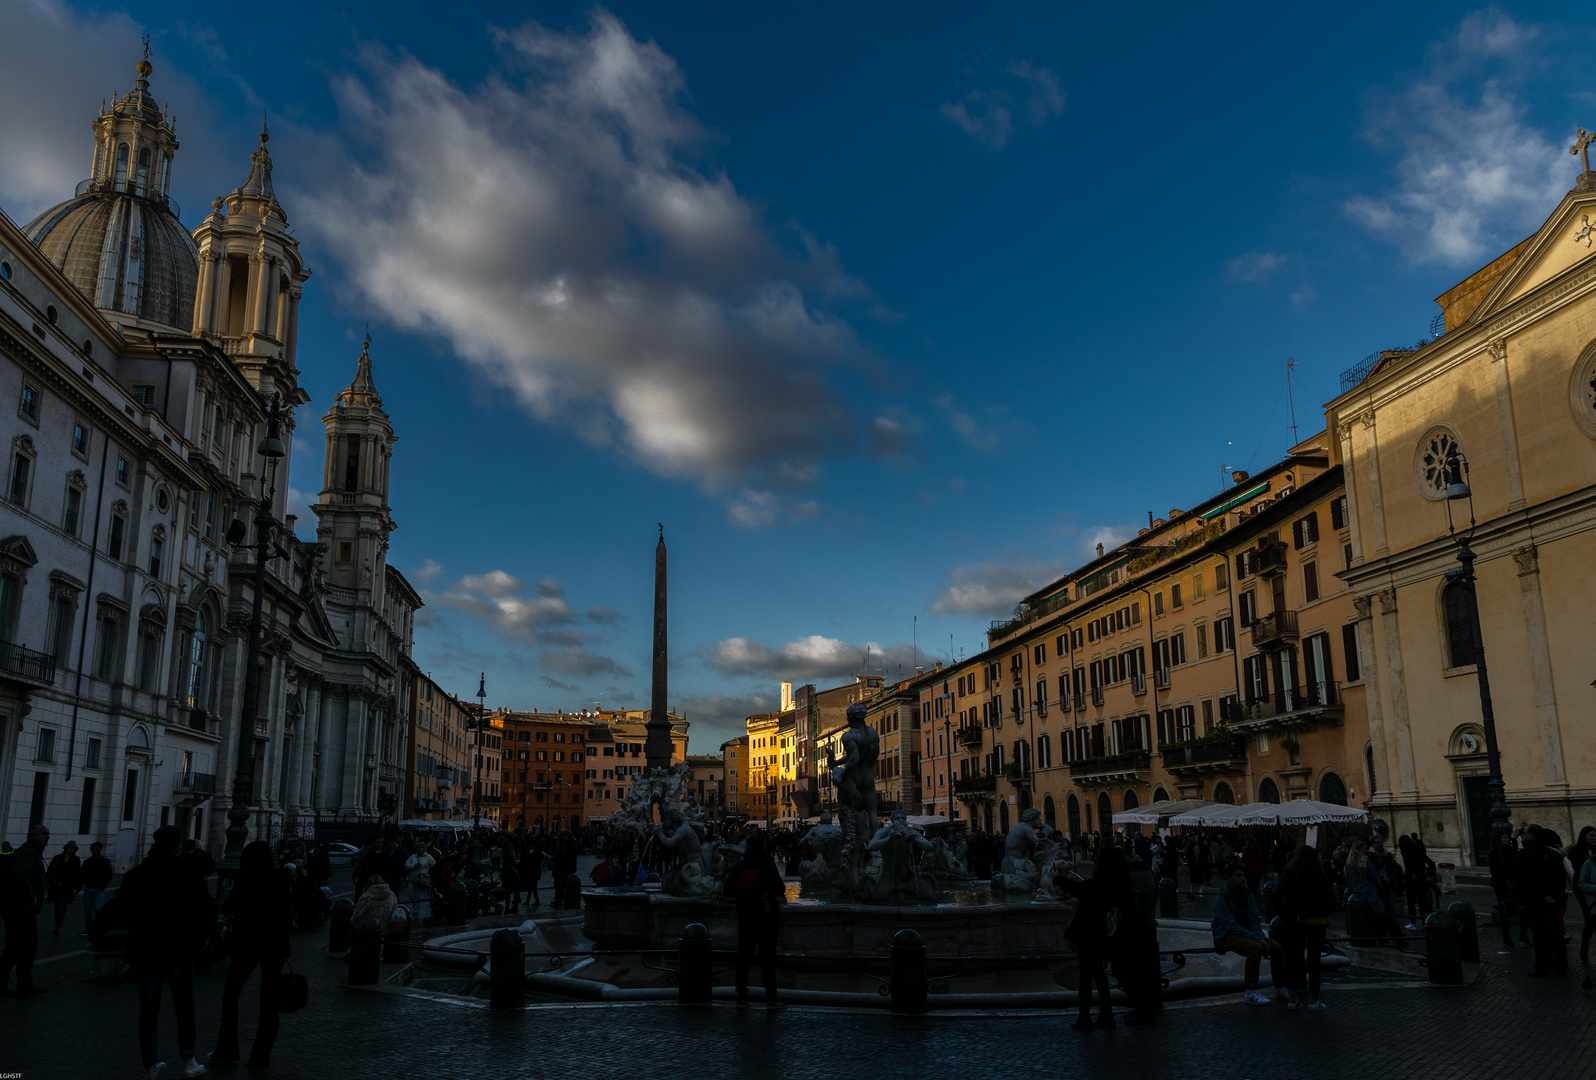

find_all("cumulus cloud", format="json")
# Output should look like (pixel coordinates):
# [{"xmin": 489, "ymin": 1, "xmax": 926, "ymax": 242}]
[
  {"xmin": 414, "ymin": 558, "xmax": 445, "ymax": 584},
  {"xmin": 426, "ymin": 569, "xmax": 630, "ymax": 678},
  {"xmin": 700, "ymin": 635, "xmax": 918, "ymax": 683},
  {"xmin": 1344, "ymin": 10, "xmax": 1569, "ymax": 267},
  {"xmin": 932, "ymin": 561, "xmax": 1066, "ymax": 618},
  {"xmin": 726, "ymin": 489, "xmax": 821, "ymax": 528},
  {"xmin": 933, "ymin": 394, "xmax": 1017, "ymax": 453},
  {"xmin": 294, "ymin": 11, "xmax": 871, "ymax": 495},
  {"xmin": 1226, "ymin": 250, "xmax": 1290, "ymax": 283},
  {"xmin": 1084, "ymin": 525, "xmax": 1136, "ymax": 559},
  {"xmin": 941, "ymin": 60, "xmax": 1066, "ymax": 150}
]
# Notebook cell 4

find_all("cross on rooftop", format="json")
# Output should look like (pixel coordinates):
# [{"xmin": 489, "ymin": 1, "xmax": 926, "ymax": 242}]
[{"xmin": 1572, "ymin": 128, "xmax": 1595, "ymax": 175}]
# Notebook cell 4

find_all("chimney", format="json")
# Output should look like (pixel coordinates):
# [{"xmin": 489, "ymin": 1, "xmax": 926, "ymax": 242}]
[
  {"xmin": 1096, "ymin": 542, "xmax": 1105, "ymax": 558},
  {"xmin": 1232, "ymin": 470, "xmax": 1250, "ymax": 484},
  {"xmin": 780, "ymin": 681, "xmax": 793, "ymax": 712}
]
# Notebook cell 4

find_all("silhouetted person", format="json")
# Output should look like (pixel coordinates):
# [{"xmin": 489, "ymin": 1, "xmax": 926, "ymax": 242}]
[
  {"xmin": 209, "ymin": 841, "xmax": 292, "ymax": 1068},
  {"xmin": 121, "ymin": 824, "xmax": 213, "ymax": 1077},
  {"xmin": 723, "ymin": 833, "xmax": 786, "ymax": 1010},
  {"xmin": 0, "ymin": 824, "xmax": 50, "ymax": 997}
]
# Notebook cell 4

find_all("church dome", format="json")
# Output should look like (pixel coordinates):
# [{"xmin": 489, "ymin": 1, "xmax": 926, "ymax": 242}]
[
  {"xmin": 21, "ymin": 55, "xmax": 198, "ymax": 331},
  {"xmin": 23, "ymin": 189, "xmax": 197, "ymax": 330}
]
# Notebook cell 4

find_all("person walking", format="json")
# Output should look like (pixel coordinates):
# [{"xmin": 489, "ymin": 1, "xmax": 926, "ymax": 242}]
[
  {"xmin": 121, "ymin": 824, "xmax": 214, "ymax": 1078},
  {"xmin": 1516, "ymin": 825, "xmax": 1568, "ymax": 977},
  {"xmin": 1365, "ymin": 835, "xmax": 1403, "ymax": 941},
  {"xmin": 1211, "ymin": 861, "xmax": 1285, "ymax": 1005},
  {"xmin": 1486, "ymin": 830, "xmax": 1519, "ymax": 953},
  {"xmin": 208, "ymin": 841, "xmax": 291, "ymax": 1069},
  {"xmin": 722, "ymin": 833, "xmax": 786, "ymax": 1010},
  {"xmin": 518, "ymin": 843, "xmax": 543, "ymax": 908},
  {"xmin": 46, "ymin": 839, "xmax": 83, "ymax": 936},
  {"xmin": 1060, "ymin": 845, "xmax": 1132, "ymax": 1031},
  {"xmin": 82, "ymin": 840, "xmax": 114, "ymax": 934},
  {"xmin": 0, "ymin": 823, "xmax": 50, "ymax": 997},
  {"xmin": 1569, "ymin": 826, "xmax": 1596, "ymax": 964},
  {"xmin": 1274, "ymin": 846, "xmax": 1334, "ymax": 1010},
  {"xmin": 1123, "ymin": 847, "xmax": 1162, "ymax": 1025},
  {"xmin": 402, "ymin": 841, "xmax": 436, "ymax": 918}
]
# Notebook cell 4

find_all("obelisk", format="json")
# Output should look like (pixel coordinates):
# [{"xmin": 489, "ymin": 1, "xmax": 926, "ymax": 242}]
[{"xmin": 644, "ymin": 525, "xmax": 673, "ymax": 769}]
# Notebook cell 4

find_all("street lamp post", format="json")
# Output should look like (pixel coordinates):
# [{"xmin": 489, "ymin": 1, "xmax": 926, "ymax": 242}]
[
  {"xmin": 473, "ymin": 673, "xmax": 485, "ymax": 831},
  {"xmin": 223, "ymin": 393, "xmax": 287, "ymax": 871},
  {"xmin": 942, "ymin": 718, "xmax": 952, "ymax": 820},
  {"xmin": 1443, "ymin": 449, "xmax": 1512, "ymax": 845}
]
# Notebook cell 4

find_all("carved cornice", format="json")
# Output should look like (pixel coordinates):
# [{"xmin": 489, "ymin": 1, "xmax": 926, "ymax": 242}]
[
  {"xmin": 1353, "ymin": 595, "xmax": 1375, "ymax": 620},
  {"xmin": 1376, "ymin": 588, "xmax": 1399, "ymax": 616},
  {"xmin": 1512, "ymin": 544, "xmax": 1539, "ymax": 576},
  {"xmin": 1486, "ymin": 339, "xmax": 1507, "ymax": 363}
]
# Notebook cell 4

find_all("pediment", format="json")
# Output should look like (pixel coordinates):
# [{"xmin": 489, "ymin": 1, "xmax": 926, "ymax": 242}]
[
  {"xmin": 1471, "ymin": 186, "xmax": 1596, "ymax": 321},
  {"xmin": 0, "ymin": 535, "xmax": 38, "ymax": 568}
]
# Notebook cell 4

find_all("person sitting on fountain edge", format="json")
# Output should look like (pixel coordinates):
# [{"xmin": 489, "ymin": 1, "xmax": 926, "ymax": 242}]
[{"xmin": 723, "ymin": 833, "xmax": 787, "ymax": 1011}]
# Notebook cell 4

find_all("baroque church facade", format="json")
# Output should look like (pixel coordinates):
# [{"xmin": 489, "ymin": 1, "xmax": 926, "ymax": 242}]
[{"xmin": 0, "ymin": 57, "xmax": 418, "ymax": 866}]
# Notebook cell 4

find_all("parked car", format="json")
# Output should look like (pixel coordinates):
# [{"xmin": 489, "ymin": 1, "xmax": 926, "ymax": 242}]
[{"xmin": 325, "ymin": 841, "xmax": 361, "ymax": 867}]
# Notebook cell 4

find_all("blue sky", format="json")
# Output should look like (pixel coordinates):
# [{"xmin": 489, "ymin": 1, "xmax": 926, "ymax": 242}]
[{"xmin": 4, "ymin": 2, "xmax": 1592, "ymax": 750}]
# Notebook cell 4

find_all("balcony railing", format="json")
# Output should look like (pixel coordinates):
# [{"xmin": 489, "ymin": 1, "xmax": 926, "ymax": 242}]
[
  {"xmin": 1091, "ymin": 686, "xmax": 1105, "ymax": 707},
  {"xmin": 1257, "ymin": 543, "xmax": 1289, "ymax": 577},
  {"xmin": 1234, "ymin": 681, "xmax": 1341, "ymax": 725},
  {"xmin": 0, "ymin": 641, "xmax": 56, "ymax": 687},
  {"xmin": 957, "ymin": 726, "xmax": 983, "ymax": 748},
  {"xmin": 1130, "ymin": 672, "xmax": 1146, "ymax": 695},
  {"xmin": 1161, "ymin": 736, "xmax": 1248, "ymax": 772},
  {"xmin": 953, "ymin": 774, "xmax": 997, "ymax": 795},
  {"xmin": 1249, "ymin": 610, "xmax": 1300, "ymax": 649},
  {"xmin": 1069, "ymin": 751, "xmax": 1151, "ymax": 779},
  {"xmin": 1153, "ymin": 667, "xmax": 1171, "ymax": 690},
  {"xmin": 175, "ymin": 770, "xmax": 216, "ymax": 795}
]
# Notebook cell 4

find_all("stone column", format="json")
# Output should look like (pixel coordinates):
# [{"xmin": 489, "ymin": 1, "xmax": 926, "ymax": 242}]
[
  {"xmin": 1353, "ymin": 594, "xmax": 1390, "ymax": 798},
  {"xmin": 284, "ymin": 288, "xmax": 302, "ymax": 368},
  {"xmin": 343, "ymin": 691, "xmax": 368, "ymax": 817},
  {"xmin": 251, "ymin": 253, "xmax": 272, "ymax": 336},
  {"xmin": 1378, "ymin": 588, "xmax": 1417, "ymax": 793},
  {"xmin": 1488, "ymin": 342, "xmax": 1528, "ymax": 512},
  {"xmin": 192, "ymin": 251, "xmax": 216, "ymax": 336},
  {"xmin": 1360, "ymin": 412, "xmax": 1390, "ymax": 558},
  {"xmin": 214, "ymin": 257, "xmax": 232, "ymax": 335},
  {"xmin": 1513, "ymin": 545, "xmax": 1567, "ymax": 788}
]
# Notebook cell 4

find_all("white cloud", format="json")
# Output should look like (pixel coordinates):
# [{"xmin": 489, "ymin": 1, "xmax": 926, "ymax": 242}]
[
  {"xmin": 726, "ymin": 488, "xmax": 821, "ymax": 529},
  {"xmin": 700, "ymin": 635, "xmax": 918, "ymax": 683},
  {"xmin": 932, "ymin": 561, "xmax": 1065, "ymax": 618},
  {"xmin": 1344, "ymin": 10, "xmax": 1569, "ymax": 267},
  {"xmin": 942, "ymin": 60, "xmax": 1065, "ymax": 150},
  {"xmin": 1085, "ymin": 525, "xmax": 1136, "ymax": 559},
  {"xmin": 1226, "ymin": 250, "xmax": 1290, "ymax": 283},
  {"xmin": 933, "ymin": 393, "xmax": 1017, "ymax": 453},
  {"xmin": 426, "ymin": 568, "xmax": 633, "ymax": 680},
  {"xmin": 414, "ymin": 558, "xmax": 445, "ymax": 584},
  {"xmin": 293, "ymin": 12, "xmax": 871, "ymax": 494}
]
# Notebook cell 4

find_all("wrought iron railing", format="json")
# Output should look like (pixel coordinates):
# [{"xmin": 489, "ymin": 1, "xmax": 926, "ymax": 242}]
[{"xmin": 0, "ymin": 641, "xmax": 56, "ymax": 685}]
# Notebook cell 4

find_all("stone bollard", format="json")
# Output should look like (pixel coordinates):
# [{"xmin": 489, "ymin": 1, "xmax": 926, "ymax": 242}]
[
  {"xmin": 1424, "ymin": 910, "xmax": 1463, "ymax": 985},
  {"xmin": 347, "ymin": 916, "xmax": 382, "ymax": 986},
  {"xmin": 489, "ymin": 928, "xmax": 526, "ymax": 1010},
  {"xmin": 448, "ymin": 881, "xmax": 468, "ymax": 925},
  {"xmin": 385, "ymin": 906, "xmax": 411, "ymax": 964},
  {"xmin": 890, "ymin": 928, "xmax": 928, "ymax": 1015},
  {"xmin": 1448, "ymin": 901, "xmax": 1479, "ymax": 963},
  {"xmin": 328, "ymin": 897, "xmax": 355, "ymax": 955},
  {"xmin": 466, "ymin": 879, "xmax": 481, "ymax": 920},
  {"xmin": 1344, "ymin": 893, "xmax": 1374, "ymax": 944},
  {"xmin": 1260, "ymin": 879, "xmax": 1279, "ymax": 921},
  {"xmin": 1157, "ymin": 877, "xmax": 1179, "ymax": 919},
  {"xmin": 677, "ymin": 923, "xmax": 713, "ymax": 1005}
]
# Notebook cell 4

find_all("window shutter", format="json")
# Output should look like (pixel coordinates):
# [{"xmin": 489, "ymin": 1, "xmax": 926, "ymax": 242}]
[
  {"xmin": 1292, "ymin": 520, "xmax": 1303, "ymax": 549},
  {"xmin": 1304, "ymin": 561, "xmax": 1319, "ymax": 603},
  {"xmin": 1342, "ymin": 624, "xmax": 1361, "ymax": 682},
  {"xmin": 1235, "ymin": 552, "xmax": 1247, "ymax": 580}
]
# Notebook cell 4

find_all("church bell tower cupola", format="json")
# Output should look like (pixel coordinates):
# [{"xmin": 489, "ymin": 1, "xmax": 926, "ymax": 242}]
[
  {"xmin": 190, "ymin": 120, "xmax": 311, "ymax": 399},
  {"xmin": 313, "ymin": 338, "xmax": 397, "ymax": 606}
]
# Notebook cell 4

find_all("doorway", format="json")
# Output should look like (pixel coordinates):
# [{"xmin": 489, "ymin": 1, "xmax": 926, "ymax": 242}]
[{"xmin": 1462, "ymin": 775, "xmax": 1494, "ymax": 866}]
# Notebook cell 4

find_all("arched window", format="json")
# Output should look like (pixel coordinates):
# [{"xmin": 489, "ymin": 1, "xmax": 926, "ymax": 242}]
[
  {"xmin": 1443, "ymin": 579, "xmax": 1476, "ymax": 668},
  {"xmin": 186, "ymin": 611, "xmax": 208, "ymax": 709},
  {"xmin": 1097, "ymin": 792, "xmax": 1112, "ymax": 830},
  {"xmin": 136, "ymin": 147, "xmax": 151, "ymax": 195},
  {"xmin": 1319, "ymin": 772, "xmax": 1347, "ymax": 806},
  {"xmin": 1258, "ymin": 777, "xmax": 1280, "ymax": 804},
  {"xmin": 1153, "ymin": 786, "xmax": 1170, "ymax": 803},
  {"xmin": 1067, "ymin": 794, "xmax": 1081, "ymax": 837},
  {"xmin": 114, "ymin": 143, "xmax": 129, "ymax": 185},
  {"xmin": 1044, "ymin": 794, "xmax": 1057, "ymax": 828},
  {"xmin": 1123, "ymin": 789, "xmax": 1140, "ymax": 811},
  {"xmin": 1213, "ymin": 782, "xmax": 1235, "ymax": 805}
]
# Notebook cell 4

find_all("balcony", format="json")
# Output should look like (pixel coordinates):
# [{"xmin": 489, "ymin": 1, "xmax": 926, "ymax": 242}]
[
  {"xmin": 1069, "ymin": 750, "xmax": 1151, "ymax": 783},
  {"xmin": 187, "ymin": 709, "xmax": 210, "ymax": 733},
  {"xmin": 1230, "ymin": 681, "xmax": 1343, "ymax": 734},
  {"xmin": 1161, "ymin": 736, "xmax": 1248, "ymax": 775},
  {"xmin": 0, "ymin": 641, "xmax": 56, "ymax": 688},
  {"xmin": 1256, "ymin": 543, "xmax": 1289, "ymax": 577},
  {"xmin": 1154, "ymin": 667, "xmax": 1171, "ymax": 690},
  {"xmin": 174, "ymin": 770, "xmax": 217, "ymax": 795},
  {"xmin": 953, "ymin": 774, "xmax": 997, "ymax": 797},
  {"xmin": 1249, "ymin": 610, "xmax": 1300, "ymax": 649},
  {"xmin": 1091, "ymin": 686, "xmax": 1105, "ymax": 707},
  {"xmin": 1074, "ymin": 693, "xmax": 1087, "ymax": 713},
  {"xmin": 1130, "ymin": 672, "xmax": 1146, "ymax": 695},
  {"xmin": 957, "ymin": 726, "xmax": 983, "ymax": 749}
]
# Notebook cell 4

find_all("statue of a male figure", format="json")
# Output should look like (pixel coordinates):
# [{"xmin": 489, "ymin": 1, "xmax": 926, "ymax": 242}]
[{"xmin": 832, "ymin": 702, "xmax": 879, "ymax": 852}]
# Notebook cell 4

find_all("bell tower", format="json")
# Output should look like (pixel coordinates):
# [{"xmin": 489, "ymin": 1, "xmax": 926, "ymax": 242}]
[
  {"xmin": 313, "ymin": 338, "xmax": 397, "ymax": 625},
  {"xmin": 190, "ymin": 120, "xmax": 311, "ymax": 398}
]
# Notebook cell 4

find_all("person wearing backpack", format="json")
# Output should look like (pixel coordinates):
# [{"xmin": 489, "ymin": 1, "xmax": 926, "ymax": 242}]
[
  {"xmin": 722, "ymin": 833, "xmax": 787, "ymax": 1010},
  {"xmin": 0, "ymin": 823, "xmax": 50, "ymax": 997},
  {"xmin": 1060, "ymin": 844, "xmax": 1133, "ymax": 1031}
]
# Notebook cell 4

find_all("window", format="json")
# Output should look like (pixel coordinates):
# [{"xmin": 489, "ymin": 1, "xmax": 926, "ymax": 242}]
[
  {"xmin": 1342, "ymin": 623, "xmax": 1362, "ymax": 682},
  {"xmin": 148, "ymin": 535, "xmax": 164, "ymax": 578},
  {"xmin": 47, "ymin": 592, "xmax": 75, "ymax": 663},
  {"xmin": 203, "ymin": 491, "xmax": 217, "ymax": 540},
  {"xmin": 1035, "ymin": 678, "xmax": 1048, "ymax": 717},
  {"xmin": 337, "ymin": 541, "xmax": 352, "ymax": 563},
  {"xmin": 108, "ymin": 513, "xmax": 127, "ymax": 560},
  {"xmin": 1330, "ymin": 496, "xmax": 1347, "ymax": 531},
  {"xmin": 86, "ymin": 738, "xmax": 102, "ymax": 770},
  {"xmin": 1055, "ymin": 634, "xmax": 1067, "ymax": 657},
  {"xmin": 1201, "ymin": 699, "xmax": 1214, "ymax": 734},
  {"xmin": 136, "ymin": 146, "xmax": 151, "ymax": 193},
  {"xmin": 1292, "ymin": 512, "xmax": 1319, "ymax": 549},
  {"xmin": 186, "ymin": 611, "xmax": 209, "ymax": 709},
  {"xmin": 1176, "ymin": 705, "xmax": 1195, "ymax": 742},
  {"xmin": 94, "ymin": 611, "xmax": 120, "ymax": 680},
  {"xmin": 1153, "ymin": 592, "xmax": 1165, "ymax": 617},
  {"xmin": 36, "ymin": 727, "xmax": 56, "ymax": 762},
  {"xmin": 1191, "ymin": 574, "xmax": 1204, "ymax": 602},
  {"xmin": 63, "ymin": 485, "xmax": 84, "ymax": 537},
  {"xmin": 9, "ymin": 452, "xmax": 32, "ymax": 506},
  {"xmin": 1215, "ymin": 617, "xmax": 1235, "ymax": 653},
  {"xmin": 1196, "ymin": 623, "xmax": 1209, "ymax": 658},
  {"xmin": 1171, "ymin": 583, "xmax": 1183, "ymax": 609},
  {"xmin": 78, "ymin": 777, "xmax": 96, "ymax": 834},
  {"xmin": 132, "ymin": 383, "xmax": 158, "ymax": 408},
  {"xmin": 19, "ymin": 383, "xmax": 40, "ymax": 422},
  {"xmin": 72, "ymin": 421, "xmax": 89, "ymax": 457},
  {"xmin": 1033, "ymin": 643, "xmax": 1046, "ymax": 666},
  {"xmin": 116, "ymin": 456, "xmax": 130, "ymax": 485},
  {"xmin": 213, "ymin": 406, "xmax": 226, "ymax": 444},
  {"xmin": 1243, "ymin": 654, "xmax": 1269, "ymax": 704},
  {"xmin": 122, "ymin": 768, "xmax": 139, "ymax": 821},
  {"xmin": 1170, "ymin": 632, "xmax": 1187, "ymax": 666},
  {"xmin": 1303, "ymin": 561, "xmax": 1319, "ymax": 603},
  {"xmin": 1443, "ymin": 580, "xmax": 1475, "ymax": 668},
  {"xmin": 189, "ymin": 489, "xmax": 201, "ymax": 529},
  {"xmin": 1215, "ymin": 561, "xmax": 1229, "ymax": 590},
  {"xmin": 1238, "ymin": 590, "xmax": 1257, "ymax": 626},
  {"xmin": 137, "ymin": 627, "xmax": 160, "ymax": 690},
  {"xmin": 1235, "ymin": 550, "xmax": 1257, "ymax": 580}
]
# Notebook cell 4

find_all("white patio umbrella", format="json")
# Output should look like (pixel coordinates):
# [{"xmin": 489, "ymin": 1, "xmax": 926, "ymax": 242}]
[
  {"xmin": 1113, "ymin": 798, "xmax": 1214, "ymax": 826},
  {"xmin": 1233, "ymin": 800, "xmax": 1368, "ymax": 826},
  {"xmin": 1166, "ymin": 802, "xmax": 1256, "ymax": 828}
]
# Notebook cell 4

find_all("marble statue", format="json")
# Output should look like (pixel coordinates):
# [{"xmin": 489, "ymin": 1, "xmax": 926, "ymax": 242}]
[
  {"xmin": 831, "ymin": 702, "xmax": 879, "ymax": 858},
  {"xmin": 991, "ymin": 807, "xmax": 1044, "ymax": 893},
  {"xmin": 856, "ymin": 808, "xmax": 936, "ymax": 903},
  {"xmin": 798, "ymin": 810, "xmax": 847, "ymax": 890},
  {"xmin": 921, "ymin": 836, "xmax": 974, "ymax": 883},
  {"xmin": 652, "ymin": 808, "xmax": 712, "ymax": 896},
  {"xmin": 606, "ymin": 762, "xmax": 731, "ymax": 895}
]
